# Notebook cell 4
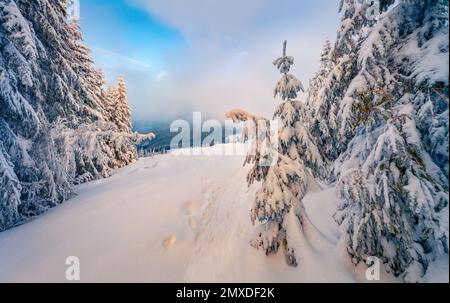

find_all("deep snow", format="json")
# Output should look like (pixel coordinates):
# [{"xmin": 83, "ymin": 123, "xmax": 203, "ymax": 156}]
[{"xmin": 0, "ymin": 144, "xmax": 447, "ymax": 282}]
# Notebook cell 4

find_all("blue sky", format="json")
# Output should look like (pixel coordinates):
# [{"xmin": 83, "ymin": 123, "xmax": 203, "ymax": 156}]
[
  {"xmin": 80, "ymin": 0, "xmax": 185, "ymax": 106},
  {"xmin": 79, "ymin": 0, "xmax": 340, "ymax": 122}
]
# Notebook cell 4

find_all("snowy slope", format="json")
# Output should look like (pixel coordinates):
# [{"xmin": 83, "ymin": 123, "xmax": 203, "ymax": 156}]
[{"xmin": 0, "ymin": 144, "xmax": 447, "ymax": 283}]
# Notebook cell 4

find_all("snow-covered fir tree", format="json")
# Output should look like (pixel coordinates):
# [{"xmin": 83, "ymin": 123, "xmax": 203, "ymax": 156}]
[
  {"xmin": 107, "ymin": 76, "xmax": 133, "ymax": 133},
  {"xmin": 305, "ymin": 0, "xmax": 449, "ymax": 282},
  {"xmin": 0, "ymin": 0, "xmax": 137, "ymax": 231},
  {"xmin": 305, "ymin": 0, "xmax": 377, "ymax": 161},
  {"xmin": 305, "ymin": 40, "xmax": 338, "ymax": 160},
  {"xmin": 247, "ymin": 41, "xmax": 324, "ymax": 266},
  {"xmin": 273, "ymin": 41, "xmax": 305, "ymax": 101},
  {"xmin": 307, "ymin": 40, "xmax": 332, "ymax": 106}
]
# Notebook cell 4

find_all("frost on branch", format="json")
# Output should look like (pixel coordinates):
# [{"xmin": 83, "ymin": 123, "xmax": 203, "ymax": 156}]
[
  {"xmin": 225, "ymin": 108, "xmax": 264, "ymax": 123},
  {"xmin": 133, "ymin": 132, "xmax": 156, "ymax": 146},
  {"xmin": 226, "ymin": 108, "xmax": 267, "ymax": 143},
  {"xmin": 274, "ymin": 74, "xmax": 305, "ymax": 101}
]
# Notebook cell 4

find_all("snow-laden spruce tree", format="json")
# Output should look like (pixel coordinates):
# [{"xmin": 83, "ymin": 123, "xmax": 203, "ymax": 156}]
[
  {"xmin": 107, "ymin": 76, "xmax": 133, "ymax": 133},
  {"xmin": 307, "ymin": 40, "xmax": 332, "ymax": 119},
  {"xmin": 305, "ymin": 0, "xmax": 449, "ymax": 282},
  {"xmin": 305, "ymin": 0, "xmax": 379, "ymax": 162},
  {"xmin": 247, "ymin": 41, "xmax": 324, "ymax": 266},
  {"xmin": 305, "ymin": 40, "xmax": 338, "ymax": 160},
  {"xmin": 0, "ymin": 0, "xmax": 137, "ymax": 231}
]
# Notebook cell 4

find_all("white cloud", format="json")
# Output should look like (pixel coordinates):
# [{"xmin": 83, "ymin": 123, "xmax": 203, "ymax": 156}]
[
  {"xmin": 93, "ymin": 47, "xmax": 151, "ymax": 69},
  {"xmin": 126, "ymin": 0, "xmax": 340, "ymax": 121},
  {"xmin": 130, "ymin": 0, "xmax": 272, "ymax": 38}
]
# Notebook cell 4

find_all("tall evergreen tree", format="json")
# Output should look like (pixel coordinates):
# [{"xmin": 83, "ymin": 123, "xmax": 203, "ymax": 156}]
[
  {"xmin": 247, "ymin": 41, "xmax": 324, "ymax": 266},
  {"xmin": 305, "ymin": 40, "xmax": 337, "ymax": 160}
]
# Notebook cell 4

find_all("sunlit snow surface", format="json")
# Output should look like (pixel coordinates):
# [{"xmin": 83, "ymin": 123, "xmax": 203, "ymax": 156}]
[{"xmin": 0, "ymin": 144, "xmax": 447, "ymax": 283}]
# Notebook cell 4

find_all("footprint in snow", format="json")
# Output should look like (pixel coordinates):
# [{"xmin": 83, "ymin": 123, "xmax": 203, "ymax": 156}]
[
  {"xmin": 162, "ymin": 235, "xmax": 177, "ymax": 249},
  {"xmin": 181, "ymin": 199, "xmax": 202, "ymax": 216}
]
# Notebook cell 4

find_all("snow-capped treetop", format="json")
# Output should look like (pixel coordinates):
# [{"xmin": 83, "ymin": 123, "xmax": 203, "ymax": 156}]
[
  {"xmin": 320, "ymin": 40, "xmax": 332, "ymax": 75},
  {"xmin": 273, "ymin": 41, "xmax": 295, "ymax": 74},
  {"xmin": 273, "ymin": 41, "xmax": 304, "ymax": 101},
  {"xmin": 133, "ymin": 132, "xmax": 156, "ymax": 145}
]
